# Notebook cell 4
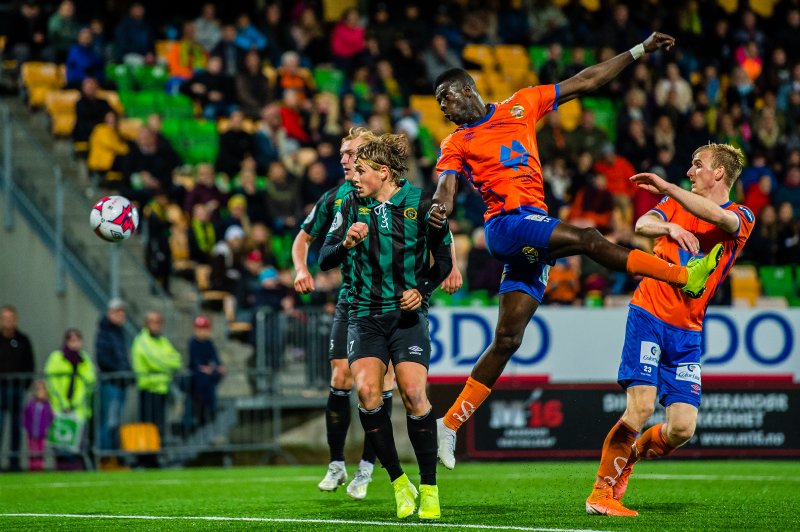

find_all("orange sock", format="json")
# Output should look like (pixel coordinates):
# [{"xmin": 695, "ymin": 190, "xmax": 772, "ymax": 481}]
[
  {"xmin": 595, "ymin": 419, "xmax": 639, "ymax": 489},
  {"xmin": 626, "ymin": 249, "xmax": 687, "ymax": 286},
  {"xmin": 442, "ymin": 377, "xmax": 491, "ymax": 431},
  {"xmin": 632, "ymin": 423, "xmax": 674, "ymax": 462}
]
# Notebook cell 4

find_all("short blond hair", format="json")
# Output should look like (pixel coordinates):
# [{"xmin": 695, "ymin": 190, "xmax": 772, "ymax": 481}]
[
  {"xmin": 343, "ymin": 126, "xmax": 377, "ymax": 143},
  {"xmin": 692, "ymin": 143, "xmax": 745, "ymax": 188}
]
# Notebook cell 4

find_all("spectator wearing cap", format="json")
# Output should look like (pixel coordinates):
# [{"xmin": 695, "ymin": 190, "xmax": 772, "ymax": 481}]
[
  {"xmin": 211, "ymin": 225, "xmax": 247, "ymax": 296},
  {"xmin": 216, "ymin": 194, "xmax": 251, "ymax": 237},
  {"xmin": 254, "ymin": 266, "xmax": 285, "ymax": 312},
  {"xmin": 187, "ymin": 316, "xmax": 224, "ymax": 429},
  {"xmin": 94, "ymin": 298, "xmax": 130, "ymax": 467}
]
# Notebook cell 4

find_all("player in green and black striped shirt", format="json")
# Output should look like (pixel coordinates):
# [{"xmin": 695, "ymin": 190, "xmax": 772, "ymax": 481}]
[
  {"xmin": 291, "ymin": 128, "xmax": 394, "ymax": 500},
  {"xmin": 319, "ymin": 134, "xmax": 452, "ymax": 520}
]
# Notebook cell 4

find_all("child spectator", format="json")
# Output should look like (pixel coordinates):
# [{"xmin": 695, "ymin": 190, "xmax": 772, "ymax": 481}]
[
  {"xmin": 187, "ymin": 316, "xmax": 225, "ymax": 428},
  {"xmin": 23, "ymin": 380, "xmax": 54, "ymax": 472}
]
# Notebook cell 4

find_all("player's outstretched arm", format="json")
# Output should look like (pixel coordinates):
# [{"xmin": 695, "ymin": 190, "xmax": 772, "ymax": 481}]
[
  {"xmin": 631, "ymin": 172, "xmax": 740, "ymax": 234},
  {"xmin": 429, "ymin": 171, "xmax": 458, "ymax": 229},
  {"xmin": 292, "ymin": 230, "xmax": 316, "ymax": 294},
  {"xmin": 557, "ymin": 32, "xmax": 675, "ymax": 105}
]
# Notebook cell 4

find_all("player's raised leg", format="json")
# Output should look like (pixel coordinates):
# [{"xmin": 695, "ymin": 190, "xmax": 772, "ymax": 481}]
[
  {"xmin": 438, "ymin": 291, "xmax": 538, "ymax": 468},
  {"xmin": 547, "ymin": 222, "xmax": 723, "ymax": 299}
]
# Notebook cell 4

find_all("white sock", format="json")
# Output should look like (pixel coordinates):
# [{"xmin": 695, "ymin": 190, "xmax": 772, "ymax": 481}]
[
  {"xmin": 331, "ymin": 460, "xmax": 345, "ymax": 469},
  {"xmin": 358, "ymin": 460, "xmax": 374, "ymax": 475}
]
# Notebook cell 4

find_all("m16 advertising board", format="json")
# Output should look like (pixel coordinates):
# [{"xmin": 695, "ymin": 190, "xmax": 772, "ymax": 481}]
[{"xmin": 426, "ymin": 307, "xmax": 800, "ymax": 459}]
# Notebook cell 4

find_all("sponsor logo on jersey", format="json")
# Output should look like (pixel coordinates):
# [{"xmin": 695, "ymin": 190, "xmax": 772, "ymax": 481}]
[
  {"xmin": 676, "ymin": 363, "xmax": 702, "ymax": 384},
  {"xmin": 330, "ymin": 211, "xmax": 343, "ymax": 232},
  {"xmin": 499, "ymin": 140, "xmax": 530, "ymax": 172},
  {"xmin": 408, "ymin": 345, "xmax": 423, "ymax": 355},
  {"xmin": 521, "ymin": 246, "xmax": 539, "ymax": 263},
  {"xmin": 738, "ymin": 205, "xmax": 755, "ymax": 223},
  {"xmin": 510, "ymin": 104, "xmax": 525, "ymax": 118},
  {"xmin": 334, "ymin": 198, "xmax": 342, "ymax": 207},
  {"xmin": 358, "ymin": 207, "xmax": 371, "ymax": 215},
  {"xmin": 524, "ymin": 214, "xmax": 551, "ymax": 222},
  {"xmin": 404, "ymin": 207, "xmax": 418, "ymax": 220},
  {"xmin": 639, "ymin": 341, "xmax": 661, "ymax": 366}
]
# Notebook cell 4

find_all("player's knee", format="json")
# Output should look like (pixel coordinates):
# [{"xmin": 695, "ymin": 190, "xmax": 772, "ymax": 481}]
[
  {"xmin": 355, "ymin": 382, "xmax": 382, "ymax": 410},
  {"xmin": 398, "ymin": 383, "xmax": 427, "ymax": 414},
  {"xmin": 666, "ymin": 421, "xmax": 695, "ymax": 446},
  {"xmin": 492, "ymin": 327, "xmax": 524, "ymax": 358},
  {"xmin": 628, "ymin": 402, "xmax": 655, "ymax": 426},
  {"xmin": 330, "ymin": 362, "xmax": 353, "ymax": 389}
]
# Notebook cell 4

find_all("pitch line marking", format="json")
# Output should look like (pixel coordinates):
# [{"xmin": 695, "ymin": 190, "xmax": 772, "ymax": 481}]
[
  {"xmin": 6, "ymin": 472, "xmax": 800, "ymax": 489},
  {"xmin": 0, "ymin": 513, "xmax": 612, "ymax": 532}
]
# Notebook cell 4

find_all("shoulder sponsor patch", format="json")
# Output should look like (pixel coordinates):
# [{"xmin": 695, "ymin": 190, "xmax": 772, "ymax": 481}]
[
  {"xmin": 676, "ymin": 363, "xmax": 702, "ymax": 384},
  {"xmin": 302, "ymin": 204, "xmax": 317, "ymax": 225},
  {"xmin": 738, "ymin": 205, "xmax": 755, "ymax": 223},
  {"xmin": 330, "ymin": 211, "xmax": 343, "ymax": 232},
  {"xmin": 639, "ymin": 341, "xmax": 661, "ymax": 366}
]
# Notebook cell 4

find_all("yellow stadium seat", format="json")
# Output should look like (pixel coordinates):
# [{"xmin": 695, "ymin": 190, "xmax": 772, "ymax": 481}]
[
  {"xmin": 120, "ymin": 422, "xmax": 161, "ymax": 453},
  {"xmin": 729, "ymin": 264, "xmax": 760, "ymax": 307},
  {"xmin": 22, "ymin": 62, "xmax": 65, "ymax": 108},
  {"xmin": 463, "ymin": 44, "xmax": 496, "ymax": 70},
  {"xmin": 557, "ymin": 98, "xmax": 582, "ymax": 131},
  {"xmin": 45, "ymin": 90, "xmax": 80, "ymax": 137},
  {"xmin": 155, "ymin": 40, "xmax": 174, "ymax": 62},
  {"xmin": 97, "ymin": 89, "xmax": 123, "ymax": 113},
  {"xmin": 118, "ymin": 117, "xmax": 143, "ymax": 141}
]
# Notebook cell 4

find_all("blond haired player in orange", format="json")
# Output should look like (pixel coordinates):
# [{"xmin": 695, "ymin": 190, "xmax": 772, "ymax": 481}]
[
  {"xmin": 586, "ymin": 143, "xmax": 753, "ymax": 517},
  {"xmin": 429, "ymin": 33, "xmax": 724, "ymax": 469}
]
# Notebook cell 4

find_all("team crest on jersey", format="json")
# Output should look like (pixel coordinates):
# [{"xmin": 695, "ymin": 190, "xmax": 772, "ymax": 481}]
[
  {"xmin": 330, "ymin": 211, "xmax": 343, "ymax": 232},
  {"xmin": 521, "ymin": 246, "xmax": 539, "ymax": 263},
  {"xmin": 358, "ymin": 207, "xmax": 371, "ymax": 215},
  {"xmin": 510, "ymin": 104, "xmax": 525, "ymax": 118},
  {"xmin": 404, "ymin": 208, "xmax": 418, "ymax": 220}
]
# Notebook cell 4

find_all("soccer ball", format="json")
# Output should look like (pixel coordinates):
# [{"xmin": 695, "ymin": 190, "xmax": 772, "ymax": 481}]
[{"xmin": 90, "ymin": 196, "xmax": 139, "ymax": 242}]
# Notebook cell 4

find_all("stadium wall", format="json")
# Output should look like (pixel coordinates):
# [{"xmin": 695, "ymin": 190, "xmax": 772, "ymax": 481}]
[{"xmin": 0, "ymin": 201, "xmax": 99, "ymax": 369}]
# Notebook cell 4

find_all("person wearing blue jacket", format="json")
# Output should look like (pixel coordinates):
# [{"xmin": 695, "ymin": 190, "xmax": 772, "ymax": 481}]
[{"xmin": 66, "ymin": 28, "xmax": 105, "ymax": 88}]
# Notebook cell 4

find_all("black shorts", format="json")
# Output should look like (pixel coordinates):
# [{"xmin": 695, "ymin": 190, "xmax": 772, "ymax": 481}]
[
  {"xmin": 328, "ymin": 298, "xmax": 350, "ymax": 360},
  {"xmin": 347, "ymin": 310, "xmax": 431, "ymax": 368}
]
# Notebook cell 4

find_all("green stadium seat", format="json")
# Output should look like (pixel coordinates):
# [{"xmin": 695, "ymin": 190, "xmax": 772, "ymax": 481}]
[
  {"xmin": 160, "ymin": 93, "xmax": 195, "ymax": 119},
  {"xmin": 313, "ymin": 66, "xmax": 345, "ymax": 95},
  {"xmin": 429, "ymin": 290, "xmax": 452, "ymax": 307},
  {"xmin": 759, "ymin": 266, "xmax": 796, "ymax": 298},
  {"xmin": 463, "ymin": 289, "xmax": 492, "ymax": 307},
  {"xmin": 581, "ymin": 97, "xmax": 619, "ymax": 143},
  {"xmin": 106, "ymin": 64, "xmax": 134, "ymax": 92},
  {"xmin": 131, "ymin": 64, "xmax": 168, "ymax": 91},
  {"xmin": 417, "ymin": 126, "xmax": 438, "ymax": 162},
  {"xmin": 529, "ymin": 46, "xmax": 549, "ymax": 72}
]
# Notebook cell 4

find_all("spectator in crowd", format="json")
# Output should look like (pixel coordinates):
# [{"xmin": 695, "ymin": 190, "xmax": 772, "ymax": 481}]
[
  {"xmin": 600, "ymin": 3, "xmax": 640, "ymax": 53},
  {"xmin": 264, "ymin": 161, "xmax": 299, "ymax": 234},
  {"xmin": 568, "ymin": 110, "xmax": 608, "ymax": 160},
  {"xmin": 47, "ymin": 0, "xmax": 81, "ymax": 63},
  {"xmin": 211, "ymin": 224, "xmax": 247, "ymax": 295},
  {"xmin": 72, "ymin": 77, "xmax": 112, "ymax": 158},
  {"xmin": 194, "ymin": 3, "xmax": 221, "ymax": 52},
  {"xmin": 259, "ymin": 2, "xmax": 294, "ymax": 67},
  {"xmin": 167, "ymin": 22, "xmax": 207, "ymax": 82},
  {"xmin": 254, "ymin": 103, "xmax": 300, "ymax": 171},
  {"xmin": 568, "ymin": 173, "xmax": 615, "ymax": 234},
  {"xmin": 187, "ymin": 316, "xmax": 224, "ymax": 428},
  {"xmin": 422, "ymin": 34, "xmax": 463, "ymax": 88},
  {"xmin": 543, "ymin": 258, "xmax": 581, "ymax": 306},
  {"xmin": 23, "ymin": 380, "xmax": 54, "ymax": 472},
  {"xmin": 231, "ymin": 166, "xmax": 268, "ymax": 224},
  {"xmin": 217, "ymin": 194, "xmax": 251, "ymax": 237},
  {"xmin": 185, "ymin": 163, "xmax": 225, "ymax": 217},
  {"xmin": 0, "ymin": 305, "xmax": 35, "ymax": 472},
  {"xmin": 618, "ymin": 118, "xmax": 656, "ymax": 172},
  {"xmin": 114, "ymin": 2, "xmax": 155, "ymax": 65},
  {"xmin": 182, "ymin": 55, "xmax": 235, "ymax": 120},
  {"xmin": 132, "ymin": 311, "xmax": 181, "ymax": 465},
  {"xmin": 330, "ymin": 8, "xmax": 365, "ymax": 71},
  {"xmin": 236, "ymin": 52, "xmax": 273, "ymax": 119},
  {"xmin": 5, "ymin": 0, "xmax": 47, "ymax": 63},
  {"xmin": 123, "ymin": 127, "xmax": 181, "ymax": 194},
  {"xmin": 188, "ymin": 203, "xmax": 217, "ymax": 266},
  {"xmin": 774, "ymin": 166, "xmax": 800, "ymax": 218},
  {"xmin": 279, "ymin": 89, "xmax": 311, "ymax": 145},
  {"xmin": 234, "ymin": 13, "xmax": 267, "ymax": 54},
  {"xmin": 465, "ymin": 227, "xmax": 503, "ymax": 296},
  {"xmin": 291, "ymin": 7, "xmax": 327, "ymax": 65},
  {"xmin": 212, "ymin": 24, "xmax": 242, "ymax": 77},
  {"xmin": 743, "ymin": 204, "xmax": 778, "ymax": 265},
  {"xmin": 95, "ymin": 298, "xmax": 129, "ymax": 469},
  {"xmin": 218, "ymin": 111, "xmax": 256, "ymax": 177},
  {"xmin": 276, "ymin": 51, "xmax": 314, "ymax": 101},
  {"xmin": 654, "ymin": 63, "xmax": 693, "ymax": 115},
  {"xmin": 537, "ymin": 111, "xmax": 570, "ymax": 162},
  {"xmin": 66, "ymin": 27, "xmax": 106, "ymax": 89},
  {"xmin": 563, "ymin": 46, "xmax": 589, "ymax": 78},
  {"xmin": 744, "ymin": 174, "xmax": 773, "ymax": 220},
  {"xmin": 776, "ymin": 201, "xmax": 800, "ymax": 264},
  {"xmin": 88, "ymin": 111, "xmax": 128, "ymax": 186},
  {"xmin": 539, "ymin": 43, "xmax": 564, "ymax": 86},
  {"xmin": 44, "ymin": 328, "xmax": 96, "ymax": 471},
  {"xmin": 143, "ymin": 189, "xmax": 173, "ymax": 294},
  {"xmin": 593, "ymin": 143, "xmax": 638, "ymax": 200}
]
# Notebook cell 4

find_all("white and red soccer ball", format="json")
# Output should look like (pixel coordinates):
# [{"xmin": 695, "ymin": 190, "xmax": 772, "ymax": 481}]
[{"xmin": 90, "ymin": 196, "xmax": 139, "ymax": 242}]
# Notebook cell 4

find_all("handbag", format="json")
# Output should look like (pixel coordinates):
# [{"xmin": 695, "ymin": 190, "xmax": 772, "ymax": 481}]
[{"xmin": 47, "ymin": 411, "xmax": 84, "ymax": 454}]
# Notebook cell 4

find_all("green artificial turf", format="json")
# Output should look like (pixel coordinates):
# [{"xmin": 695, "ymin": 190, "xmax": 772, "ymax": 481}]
[{"xmin": 0, "ymin": 461, "xmax": 798, "ymax": 531}]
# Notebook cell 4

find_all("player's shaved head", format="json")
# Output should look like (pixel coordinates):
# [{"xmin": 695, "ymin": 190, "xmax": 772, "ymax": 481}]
[{"xmin": 433, "ymin": 68, "xmax": 477, "ymax": 92}]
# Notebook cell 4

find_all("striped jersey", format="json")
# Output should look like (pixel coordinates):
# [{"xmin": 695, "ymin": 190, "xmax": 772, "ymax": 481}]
[
  {"xmin": 631, "ymin": 197, "xmax": 755, "ymax": 331},
  {"xmin": 300, "ymin": 180, "xmax": 357, "ymax": 298},
  {"xmin": 324, "ymin": 180, "xmax": 452, "ymax": 317}
]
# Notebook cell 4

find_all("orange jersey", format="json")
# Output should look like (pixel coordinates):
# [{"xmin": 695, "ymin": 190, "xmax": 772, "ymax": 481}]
[
  {"xmin": 631, "ymin": 197, "xmax": 755, "ymax": 331},
  {"xmin": 435, "ymin": 85, "xmax": 559, "ymax": 221}
]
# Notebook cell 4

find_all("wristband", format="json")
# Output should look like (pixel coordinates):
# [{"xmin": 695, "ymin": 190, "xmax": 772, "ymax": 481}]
[{"xmin": 629, "ymin": 43, "xmax": 645, "ymax": 60}]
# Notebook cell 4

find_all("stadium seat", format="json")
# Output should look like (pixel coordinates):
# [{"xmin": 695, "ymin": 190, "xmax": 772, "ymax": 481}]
[
  {"xmin": 155, "ymin": 40, "xmax": 175, "ymax": 62},
  {"xmin": 557, "ymin": 98, "xmax": 582, "ymax": 131},
  {"xmin": 120, "ymin": 423, "xmax": 161, "ymax": 453},
  {"xmin": 528, "ymin": 46, "xmax": 549, "ymax": 72},
  {"xmin": 581, "ymin": 97, "xmax": 619, "ymax": 142},
  {"xmin": 97, "ymin": 89, "xmax": 123, "ymax": 114},
  {"xmin": 463, "ymin": 44, "xmax": 496, "ymax": 70},
  {"xmin": 118, "ymin": 117, "xmax": 143, "ymax": 141},
  {"xmin": 759, "ymin": 266, "xmax": 795, "ymax": 298},
  {"xmin": 45, "ymin": 90, "xmax": 80, "ymax": 137},
  {"xmin": 106, "ymin": 63, "xmax": 134, "ymax": 92},
  {"xmin": 21, "ymin": 62, "xmax": 65, "ymax": 108},
  {"xmin": 131, "ymin": 64, "xmax": 169, "ymax": 91},
  {"xmin": 729, "ymin": 264, "xmax": 760, "ymax": 306}
]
